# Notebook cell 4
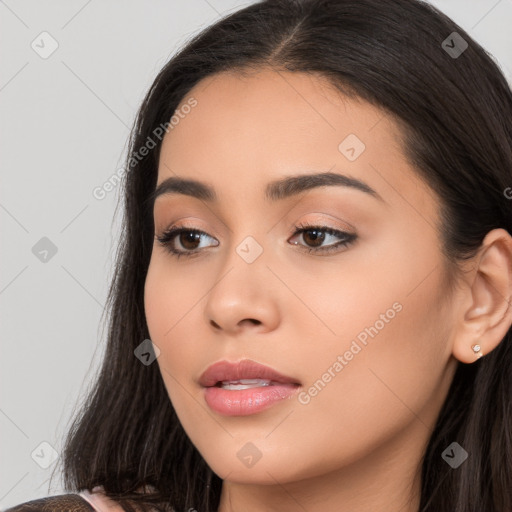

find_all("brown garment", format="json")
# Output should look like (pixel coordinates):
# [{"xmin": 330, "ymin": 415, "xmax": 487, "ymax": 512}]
[{"xmin": 4, "ymin": 494, "xmax": 96, "ymax": 512}]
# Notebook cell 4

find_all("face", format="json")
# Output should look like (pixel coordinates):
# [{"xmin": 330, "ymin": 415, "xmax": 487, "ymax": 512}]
[{"xmin": 144, "ymin": 68, "xmax": 459, "ymax": 485}]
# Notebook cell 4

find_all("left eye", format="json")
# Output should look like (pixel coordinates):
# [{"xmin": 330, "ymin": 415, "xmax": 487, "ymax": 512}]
[
  {"xmin": 155, "ymin": 223, "xmax": 357, "ymax": 258},
  {"xmin": 288, "ymin": 223, "xmax": 357, "ymax": 254}
]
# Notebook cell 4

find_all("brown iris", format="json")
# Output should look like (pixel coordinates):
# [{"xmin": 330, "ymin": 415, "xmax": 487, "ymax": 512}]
[
  {"xmin": 302, "ymin": 228, "xmax": 325, "ymax": 248},
  {"xmin": 179, "ymin": 231, "xmax": 202, "ymax": 250}
]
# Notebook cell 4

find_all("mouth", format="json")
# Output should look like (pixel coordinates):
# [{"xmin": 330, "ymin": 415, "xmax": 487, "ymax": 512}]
[
  {"xmin": 199, "ymin": 358, "xmax": 301, "ymax": 388},
  {"xmin": 212, "ymin": 378, "xmax": 300, "ymax": 390},
  {"xmin": 199, "ymin": 359, "xmax": 301, "ymax": 416}
]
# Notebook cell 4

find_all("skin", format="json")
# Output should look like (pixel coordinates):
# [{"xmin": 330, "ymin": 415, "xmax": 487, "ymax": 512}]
[{"xmin": 144, "ymin": 68, "xmax": 512, "ymax": 512}]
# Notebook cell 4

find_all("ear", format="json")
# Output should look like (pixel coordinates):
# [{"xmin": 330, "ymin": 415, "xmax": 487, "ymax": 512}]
[{"xmin": 452, "ymin": 228, "xmax": 512, "ymax": 364}]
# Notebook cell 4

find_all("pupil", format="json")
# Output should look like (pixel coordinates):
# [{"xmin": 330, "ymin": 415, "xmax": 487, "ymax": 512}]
[{"xmin": 304, "ymin": 229, "xmax": 325, "ymax": 247}]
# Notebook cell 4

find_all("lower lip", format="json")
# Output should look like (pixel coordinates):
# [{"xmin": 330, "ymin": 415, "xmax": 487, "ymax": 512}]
[{"xmin": 203, "ymin": 383, "xmax": 300, "ymax": 416}]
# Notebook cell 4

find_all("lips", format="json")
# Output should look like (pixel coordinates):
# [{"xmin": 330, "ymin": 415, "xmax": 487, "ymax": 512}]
[{"xmin": 199, "ymin": 359, "xmax": 300, "ymax": 388}]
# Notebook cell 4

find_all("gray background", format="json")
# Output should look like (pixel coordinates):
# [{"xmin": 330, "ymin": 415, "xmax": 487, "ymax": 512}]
[{"xmin": 1, "ymin": 0, "xmax": 511, "ymax": 508}]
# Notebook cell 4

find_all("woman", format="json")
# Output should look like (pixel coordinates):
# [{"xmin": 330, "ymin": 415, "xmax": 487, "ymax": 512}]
[{"xmin": 7, "ymin": 0, "xmax": 512, "ymax": 511}]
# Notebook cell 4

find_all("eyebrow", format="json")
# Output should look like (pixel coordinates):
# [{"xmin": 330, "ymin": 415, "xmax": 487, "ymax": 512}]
[{"xmin": 150, "ymin": 171, "xmax": 383, "ymax": 204}]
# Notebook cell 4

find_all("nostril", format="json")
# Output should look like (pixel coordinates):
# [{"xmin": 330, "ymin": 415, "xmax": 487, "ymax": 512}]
[
  {"xmin": 210, "ymin": 319, "xmax": 221, "ymax": 329},
  {"xmin": 244, "ymin": 318, "xmax": 261, "ymax": 326},
  {"xmin": 209, "ymin": 318, "xmax": 261, "ymax": 330}
]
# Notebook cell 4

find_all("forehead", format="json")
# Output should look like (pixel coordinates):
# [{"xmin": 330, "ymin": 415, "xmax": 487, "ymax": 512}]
[
  {"xmin": 163, "ymin": 68, "xmax": 390, "ymax": 157},
  {"xmin": 159, "ymin": 69, "xmax": 389, "ymax": 173}
]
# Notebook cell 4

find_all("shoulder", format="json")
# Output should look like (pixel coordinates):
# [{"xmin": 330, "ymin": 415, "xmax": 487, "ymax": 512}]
[{"xmin": 3, "ymin": 494, "xmax": 95, "ymax": 512}]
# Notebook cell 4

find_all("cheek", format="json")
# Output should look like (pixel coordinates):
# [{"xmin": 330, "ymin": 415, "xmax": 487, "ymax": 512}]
[
  {"xmin": 144, "ymin": 255, "xmax": 224, "ymax": 431},
  {"xmin": 143, "ymin": 258, "xmax": 202, "ymax": 388},
  {"xmin": 143, "ymin": 264, "xmax": 197, "ymax": 464},
  {"xmin": 144, "ymin": 254, "xmax": 207, "ymax": 339},
  {"xmin": 246, "ymin": 232, "xmax": 451, "ymax": 468}
]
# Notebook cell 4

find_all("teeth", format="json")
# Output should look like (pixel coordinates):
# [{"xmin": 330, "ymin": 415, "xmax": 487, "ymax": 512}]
[{"xmin": 220, "ymin": 379, "xmax": 272, "ymax": 390}]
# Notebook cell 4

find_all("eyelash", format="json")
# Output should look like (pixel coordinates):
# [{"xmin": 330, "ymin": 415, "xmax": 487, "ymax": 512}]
[{"xmin": 155, "ymin": 222, "xmax": 357, "ymax": 259}]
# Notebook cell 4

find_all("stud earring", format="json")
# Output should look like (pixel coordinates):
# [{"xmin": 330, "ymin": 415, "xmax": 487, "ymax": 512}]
[{"xmin": 471, "ymin": 343, "xmax": 483, "ymax": 359}]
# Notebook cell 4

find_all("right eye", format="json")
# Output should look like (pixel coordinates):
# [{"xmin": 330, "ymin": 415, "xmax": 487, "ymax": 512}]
[{"xmin": 155, "ymin": 226, "xmax": 219, "ymax": 258}]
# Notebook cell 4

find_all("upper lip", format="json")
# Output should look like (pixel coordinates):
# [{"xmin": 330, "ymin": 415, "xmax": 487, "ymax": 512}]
[{"xmin": 199, "ymin": 359, "xmax": 300, "ymax": 387}]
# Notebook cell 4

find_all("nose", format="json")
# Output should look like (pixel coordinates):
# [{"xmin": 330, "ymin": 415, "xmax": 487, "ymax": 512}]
[{"xmin": 203, "ymin": 246, "xmax": 281, "ymax": 336}]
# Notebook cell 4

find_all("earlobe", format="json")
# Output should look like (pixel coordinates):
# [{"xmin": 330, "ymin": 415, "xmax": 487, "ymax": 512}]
[
  {"xmin": 470, "ymin": 343, "xmax": 483, "ymax": 359},
  {"xmin": 451, "ymin": 228, "xmax": 512, "ymax": 364}
]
